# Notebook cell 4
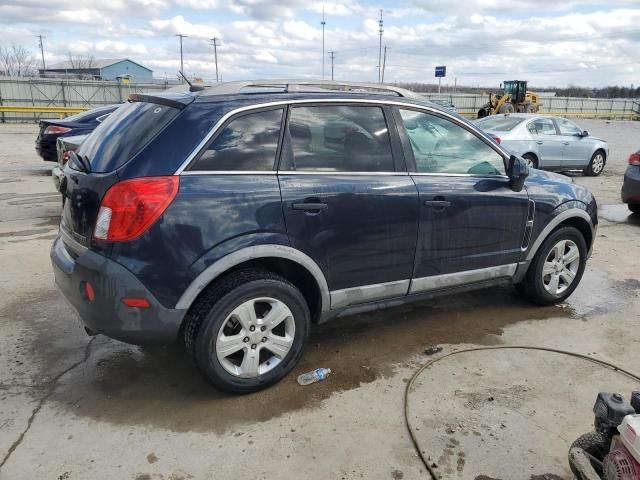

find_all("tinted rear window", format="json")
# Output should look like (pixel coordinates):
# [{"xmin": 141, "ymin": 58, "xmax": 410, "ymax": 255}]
[
  {"xmin": 477, "ymin": 116, "xmax": 525, "ymax": 131},
  {"xmin": 63, "ymin": 106, "xmax": 115, "ymax": 123},
  {"xmin": 78, "ymin": 102, "xmax": 180, "ymax": 173}
]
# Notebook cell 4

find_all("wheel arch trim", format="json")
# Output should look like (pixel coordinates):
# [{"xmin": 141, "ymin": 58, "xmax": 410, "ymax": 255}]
[
  {"xmin": 525, "ymin": 208, "xmax": 593, "ymax": 262},
  {"xmin": 175, "ymin": 244, "xmax": 331, "ymax": 312}
]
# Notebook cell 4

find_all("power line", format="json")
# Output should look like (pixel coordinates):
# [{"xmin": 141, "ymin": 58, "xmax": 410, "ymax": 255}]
[
  {"xmin": 328, "ymin": 51, "xmax": 336, "ymax": 80},
  {"xmin": 35, "ymin": 35, "xmax": 45, "ymax": 72},
  {"xmin": 321, "ymin": 6, "xmax": 326, "ymax": 80},
  {"xmin": 377, "ymin": 9, "xmax": 384, "ymax": 84},
  {"xmin": 381, "ymin": 46, "xmax": 388, "ymax": 84},
  {"xmin": 210, "ymin": 37, "xmax": 220, "ymax": 83},
  {"xmin": 176, "ymin": 33, "xmax": 188, "ymax": 79}
]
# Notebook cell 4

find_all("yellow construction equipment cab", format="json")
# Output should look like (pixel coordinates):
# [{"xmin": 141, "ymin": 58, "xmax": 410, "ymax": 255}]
[{"xmin": 477, "ymin": 80, "xmax": 542, "ymax": 118}]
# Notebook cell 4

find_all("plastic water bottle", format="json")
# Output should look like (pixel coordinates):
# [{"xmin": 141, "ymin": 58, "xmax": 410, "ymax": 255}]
[{"xmin": 297, "ymin": 368, "xmax": 331, "ymax": 386}]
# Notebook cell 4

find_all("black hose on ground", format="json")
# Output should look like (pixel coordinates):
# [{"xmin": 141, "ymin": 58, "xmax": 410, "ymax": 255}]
[{"xmin": 404, "ymin": 345, "xmax": 640, "ymax": 479}]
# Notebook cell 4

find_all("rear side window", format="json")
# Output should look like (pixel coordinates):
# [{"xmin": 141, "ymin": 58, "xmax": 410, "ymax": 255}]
[
  {"xmin": 285, "ymin": 105, "xmax": 394, "ymax": 172},
  {"xmin": 527, "ymin": 118, "xmax": 557, "ymax": 135},
  {"xmin": 190, "ymin": 109, "xmax": 283, "ymax": 171},
  {"xmin": 79, "ymin": 102, "xmax": 180, "ymax": 173}
]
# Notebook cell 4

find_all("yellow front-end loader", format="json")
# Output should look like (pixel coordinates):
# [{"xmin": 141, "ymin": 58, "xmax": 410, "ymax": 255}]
[{"xmin": 477, "ymin": 80, "xmax": 542, "ymax": 118}]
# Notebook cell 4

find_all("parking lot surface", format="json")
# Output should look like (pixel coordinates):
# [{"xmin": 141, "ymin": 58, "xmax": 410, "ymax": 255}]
[{"xmin": 1, "ymin": 119, "xmax": 639, "ymax": 479}]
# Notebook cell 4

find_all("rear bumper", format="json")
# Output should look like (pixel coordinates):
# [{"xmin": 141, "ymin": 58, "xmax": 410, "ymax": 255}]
[
  {"xmin": 622, "ymin": 166, "xmax": 640, "ymax": 205},
  {"xmin": 50, "ymin": 235, "xmax": 185, "ymax": 345},
  {"xmin": 36, "ymin": 140, "xmax": 57, "ymax": 162}
]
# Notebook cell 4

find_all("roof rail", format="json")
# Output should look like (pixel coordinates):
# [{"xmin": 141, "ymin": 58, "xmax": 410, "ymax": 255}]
[{"xmin": 194, "ymin": 80, "xmax": 423, "ymax": 99}]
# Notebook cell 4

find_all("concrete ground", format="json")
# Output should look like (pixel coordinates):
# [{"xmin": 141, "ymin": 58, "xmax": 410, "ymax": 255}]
[{"xmin": 0, "ymin": 119, "xmax": 639, "ymax": 480}]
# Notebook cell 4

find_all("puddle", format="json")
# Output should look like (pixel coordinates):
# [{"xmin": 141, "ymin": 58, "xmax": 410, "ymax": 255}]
[
  {"xmin": 7, "ymin": 196, "xmax": 60, "ymax": 206},
  {"xmin": 5, "ymin": 268, "xmax": 639, "ymax": 434},
  {"xmin": 599, "ymin": 204, "xmax": 640, "ymax": 226},
  {"xmin": 0, "ymin": 227, "xmax": 52, "ymax": 238}
]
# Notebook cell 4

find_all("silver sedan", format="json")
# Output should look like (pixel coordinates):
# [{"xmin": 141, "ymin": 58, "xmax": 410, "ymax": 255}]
[{"xmin": 476, "ymin": 114, "xmax": 609, "ymax": 176}]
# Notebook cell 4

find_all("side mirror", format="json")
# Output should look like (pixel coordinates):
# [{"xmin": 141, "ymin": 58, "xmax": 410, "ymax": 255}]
[
  {"xmin": 582, "ymin": 130, "xmax": 589, "ymax": 137},
  {"xmin": 507, "ymin": 155, "xmax": 529, "ymax": 192}
]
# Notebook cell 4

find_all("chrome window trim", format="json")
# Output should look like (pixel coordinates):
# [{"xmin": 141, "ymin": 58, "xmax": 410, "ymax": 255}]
[
  {"xmin": 410, "ymin": 172, "xmax": 510, "ymax": 179},
  {"xmin": 174, "ymin": 98, "xmax": 511, "ymax": 175},
  {"xmin": 409, "ymin": 264, "xmax": 517, "ymax": 294},
  {"xmin": 181, "ymin": 170, "xmax": 277, "ymax": 175},
  {"xmin": 330, "ymin": 279, "xmax": 410, "ymax": 309},
  {"xmin": 278, "ymin": 171, "xmax": 409, "ymax": 176}
]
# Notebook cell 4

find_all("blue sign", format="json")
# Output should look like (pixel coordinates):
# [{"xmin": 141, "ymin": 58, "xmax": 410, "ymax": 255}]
[{"xmin": 435, "ymin": 66, "xmax": 446, "ymax": 78}]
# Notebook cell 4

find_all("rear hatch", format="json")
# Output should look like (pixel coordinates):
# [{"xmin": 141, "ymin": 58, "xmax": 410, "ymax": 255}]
[{"xmin": 59, "ymin": 95, "xmax": 189, "ymax": 252}]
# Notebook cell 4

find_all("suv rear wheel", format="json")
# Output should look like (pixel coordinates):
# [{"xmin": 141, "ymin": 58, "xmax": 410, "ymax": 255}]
[
  {"xmin": 517, "ymin": 226, "xmax": 587, "ymax": 305},
  {"xmin": 184, "ymin": 270, "xmax": 310, "ymax": 393}
]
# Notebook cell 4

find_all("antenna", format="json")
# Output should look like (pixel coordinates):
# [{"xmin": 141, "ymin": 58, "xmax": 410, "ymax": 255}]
[{"xmin": 177, "ymin": 70, "xmax": 204, "ymax": 92}]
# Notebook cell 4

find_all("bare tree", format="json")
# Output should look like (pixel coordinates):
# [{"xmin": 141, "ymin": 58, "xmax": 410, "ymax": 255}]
[{"xmin": 0, "ymin": 44, "xmax": 37, "ymax": 77}]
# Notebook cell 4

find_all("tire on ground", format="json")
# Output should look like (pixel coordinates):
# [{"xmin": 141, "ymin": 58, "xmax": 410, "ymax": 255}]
[
  {"xmin": 183, "ymin": 269, "xmax": 310, "ymax": 393},
  {"xmin": 628, "ymin": 204, "xmax": 640, "ymax": 215},
  {"xmin": 568, "ymin": 431, "xmax": 610, "ymax": 479},
  {"xmin": 522, "ymin": 153, "xmax": 538, "ymax": 169},
  {"xmin": 517, "ymin": 225, "xmax": 587, "ymax": 305},
  {"xmin": 584, "ymin": 150, "xmax": 606, "ymax": 176}
]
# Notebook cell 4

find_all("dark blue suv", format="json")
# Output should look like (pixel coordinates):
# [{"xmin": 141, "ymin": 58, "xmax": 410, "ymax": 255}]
[{"xmin": 51, "ymin": 81, "xmax": 597, "ymax": 393}]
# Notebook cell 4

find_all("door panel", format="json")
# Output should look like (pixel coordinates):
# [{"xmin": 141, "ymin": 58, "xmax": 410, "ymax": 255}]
[
  {"xmin": 411, "ymin": 176, "xmax": 529, "ymax": 279},
  {"xmin": 527, "ymin": 118, "xmax": 563, "ymax": 167},
  {"xmin": 278, "ymin": 104, "xmax": 420, "ymax": 304},
  {"xmin": 279, "ymin": 174, "xmax": 419, "ymax": 292},
  {"xmin": 394, "ymin": 107, "xmax": 529, "ymax": 287}
]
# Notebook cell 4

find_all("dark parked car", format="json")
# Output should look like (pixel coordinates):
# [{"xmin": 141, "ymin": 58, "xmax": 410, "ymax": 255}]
[
  {"xmin": 35, "ymin": 104, "xmax": 119, "ymax": 162},
  {"xmin": 51, "ymin": 81, "xmax": 597, "ymax": 393},
  {"xmin": 622, "ymin": 150, "xmax": 640, "ymax": 215}
]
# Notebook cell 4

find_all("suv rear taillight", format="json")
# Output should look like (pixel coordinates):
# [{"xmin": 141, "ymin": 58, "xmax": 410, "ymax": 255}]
[
  {"xmin": 44, "ymin": 125, "xmax": 72, "ymax": 135},
  {"xmin": 629, "ymin": 152, "xmax": 640, "ymax": 166},
  {"xmin": 93, "ymin": 176, "xmax": 179, "ymax": 242}
]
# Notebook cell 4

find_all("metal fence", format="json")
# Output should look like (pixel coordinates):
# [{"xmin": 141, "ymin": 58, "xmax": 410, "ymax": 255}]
[
  {"xmin": 422, "ymin": 93, "xmax": 640, "ymax": 119},
  {"xmin": 0, "ymin": 76, "xmax": 638, "ymax": 122},
  {"xmin": 0, "ymin": 76, "xmax": 171, "ymax": 122}
]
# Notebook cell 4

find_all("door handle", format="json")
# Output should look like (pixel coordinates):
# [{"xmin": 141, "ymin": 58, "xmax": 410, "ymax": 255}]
[
  {"xmin": 424, "ymin": 200, "xmax": 451, "ymax": 209},
  {"xmin": 536, "ymin": 140, "xmax": 543, "ymax": 144},
  {"xmin": 292, "ymin": 202, "xmax": 328, "ymax": 211}
]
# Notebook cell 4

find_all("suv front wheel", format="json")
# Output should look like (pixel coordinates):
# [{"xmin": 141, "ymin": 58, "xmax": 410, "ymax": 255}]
[
  {"xmin": 517, "ymin": 226, "xmax": 587, "ymax": 305},
  {"xmin": 184, "ymin": 270, "xmax": 310, "ymax": 393}
]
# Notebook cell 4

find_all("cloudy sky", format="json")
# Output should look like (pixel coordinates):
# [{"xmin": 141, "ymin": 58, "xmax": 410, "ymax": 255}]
[{"xmin": 0, "ymin": 0, "xmax": 638, "ymax": 87}]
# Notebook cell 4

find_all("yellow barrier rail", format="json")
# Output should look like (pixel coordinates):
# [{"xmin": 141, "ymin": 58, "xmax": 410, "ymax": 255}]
[
  {"xmin": 458, "ymin": 111, "xmax": 639, "ymax": 120},
  {"xmin": 0, "ymin": 106, "xmax": 87, "ymax": 115}
]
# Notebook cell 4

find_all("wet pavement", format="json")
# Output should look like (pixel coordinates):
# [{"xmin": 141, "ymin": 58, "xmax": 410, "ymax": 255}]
[{"xmin": 1, "ymin": 121, "xmax": 639, "ymax": 479}]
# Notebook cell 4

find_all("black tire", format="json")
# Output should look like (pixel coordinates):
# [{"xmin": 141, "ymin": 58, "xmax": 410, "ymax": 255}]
[
  {"xmin": 183, "ymin": 269, "xmax": 310, "ymax": 393},
  {"xmin": 498, "ymin": 102, "xmax": 515, "ymax": 114},
  {"xmin": 477, "ymin": 107, "xmax": 489, "ymax": 119},
  {"xmin": 517, "ymin": 226, "xmax": 587, "ymax": 305},
  {"xmin": 629, "ymin": 204, "xmax": 640, "ymax": 215},
  {"xmin": 522, "ymin": 153, "xmax": 538, "ymax": 169},
  {"xmin": 568, "ymin": 431, "xmax": 609, "ymax": 479},
  {"xmin": 584, "ymin": 150, "xmax": 606, "ymax": 176}
]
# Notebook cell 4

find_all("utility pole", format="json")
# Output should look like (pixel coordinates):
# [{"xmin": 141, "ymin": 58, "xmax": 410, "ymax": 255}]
[
  {"xmin": 328, "ymin": 51, "xmax": 336, "ymax": 80},
  {"xmin": 381, "ymin": 46, "xmax": 388, "ymax": 84},
  {"xmin": 176, "ymin": 34, "xmax": 187, "ymax": 80},
  {"xmin": 454, "ymin": 77, "xmax": 457, "ymax": 94},
  {"xmin": 377, "ymin": 9, "xmax": 384, "ymax": 84},
  {"xmin": 35, "ymin": 35, "xmax": 46, "ymax": 73},
  {"xmin": 210, "ymin": 37, "xmax": 219, "ymax": 83},
  {"xmin": 321, "ymin": 6, "xmax": 326, "ymax": 80}
]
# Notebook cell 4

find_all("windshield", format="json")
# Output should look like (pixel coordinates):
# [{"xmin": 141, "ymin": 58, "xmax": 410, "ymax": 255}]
[
  {"xmin": 78, "ymin": 101, "xmax": 181, "ymax": 173},
  {"xmin": 477, "ymin": 116, "xmax": 525, "ymax": 132}
]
